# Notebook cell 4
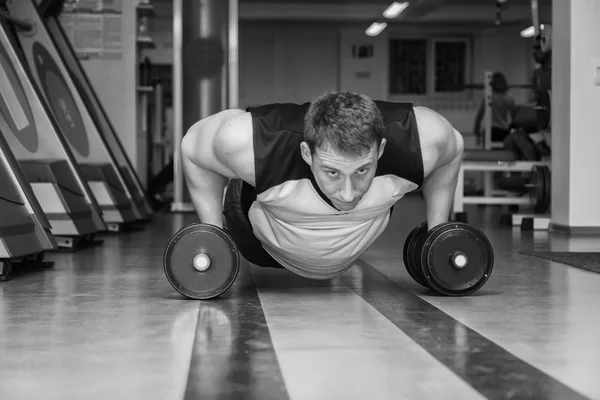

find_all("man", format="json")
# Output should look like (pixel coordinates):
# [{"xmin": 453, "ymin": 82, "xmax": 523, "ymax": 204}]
[{"xmin": 181, "ymin": 91, "xmax": 464, "ymax": 280}]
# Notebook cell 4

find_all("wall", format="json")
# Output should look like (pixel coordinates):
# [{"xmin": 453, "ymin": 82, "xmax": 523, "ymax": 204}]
[
  {"xmin": 338, "ymin": 23, "xmax": 534, "ymax": 133},
  {"xmin": 79, "ymin": 2, "xmax": 139, "ymax": 172},
  {"xmin": 145, "ymin": 20, "xmax": 536, "ymax": 138},
  {"xmin": 239, "ymin": 22, "xmax": 340, "ymax": 107},
  {"xmin": 72, "ymin": 2, "xmax": 547, "ymax": 181}
]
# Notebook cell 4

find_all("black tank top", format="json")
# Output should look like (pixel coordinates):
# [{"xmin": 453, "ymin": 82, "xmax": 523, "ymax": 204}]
[
  {"xmin": 248, "ymin": 101, "xmax": 424, "ymax": 197},
  {"xmin": 244, "ymin": 101, "xmax": 424, "ymax": 279}
]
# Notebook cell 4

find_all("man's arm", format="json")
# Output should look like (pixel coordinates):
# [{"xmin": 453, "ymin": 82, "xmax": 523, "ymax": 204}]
[
  {"xmin": 180, "ymin": 110, "xmax": 253, "ymax": 228},
  {"xmin": 415, "ymin": 108, "xmax": 465, "ymax": 230}
]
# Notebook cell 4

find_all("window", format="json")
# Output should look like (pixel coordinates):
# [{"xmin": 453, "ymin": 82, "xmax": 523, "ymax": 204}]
[
  {"xmin": 434, "ymin": 39, "xmax": 467, "ymax": 92},
  {"xmin": 389, "ymin": 38, "xmax": 427, "ymax": 95},
  {"xmin": 389, "ymin": 36, "xmax": 471, "ymax": 97}
]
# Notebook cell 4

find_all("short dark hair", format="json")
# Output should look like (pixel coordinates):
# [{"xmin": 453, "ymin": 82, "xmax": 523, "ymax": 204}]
[
  {"xmin": 491, "ymin": 72, "xmax": 508, "ymax": 94},
  {"xmin": 304, "ymin": 91, "xmax": 384, "ymax": 156}
]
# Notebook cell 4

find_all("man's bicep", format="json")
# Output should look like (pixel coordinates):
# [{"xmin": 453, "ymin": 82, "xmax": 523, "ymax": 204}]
[
  {"xmin": 439, "ymin": 125, "xmax": 464, "ymax": 165},
  {"xmin": 422, "ymin": 128, "xmax": 463, "ymax": 187}
]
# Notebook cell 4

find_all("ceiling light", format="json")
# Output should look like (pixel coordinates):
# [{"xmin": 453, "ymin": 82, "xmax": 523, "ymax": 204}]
[
  {"xmin": 383, "ymin": 2, "xmax": 409, "ymax": 19},
  {"xmin": 521, "ymin": 24, "xmax": 544, "ymax": 38},
  {"xmin": 366, "ymin": 22, "xmax": 387, "ymax": 37}
]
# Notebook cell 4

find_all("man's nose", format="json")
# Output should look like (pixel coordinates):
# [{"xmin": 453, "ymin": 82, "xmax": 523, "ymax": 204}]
[{"xmin": 339, "ymin": 178, "xmax": 356, "ymax": 202}]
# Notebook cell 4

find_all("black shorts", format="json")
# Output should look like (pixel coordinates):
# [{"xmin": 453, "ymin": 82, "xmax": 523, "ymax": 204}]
[
  {"xmin": 222, "ymin": 179, "xmax": 284, "ymax": 268},
  {"xmin": 492, "ymin": 127, "xmax": 510, "ymax": 143}
]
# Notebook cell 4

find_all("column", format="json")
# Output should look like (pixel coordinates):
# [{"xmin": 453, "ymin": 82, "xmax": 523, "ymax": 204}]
[
  {"xmin": 181, "ymin": 0, "xmax": 229, "ymax": 125},
  {"xmin": 551, "ymin": 0, "xmax": 600, "ymax": 231},
  {"xmin": 172, "ymin": 0, "xmax": 231, "ymax": 210}
]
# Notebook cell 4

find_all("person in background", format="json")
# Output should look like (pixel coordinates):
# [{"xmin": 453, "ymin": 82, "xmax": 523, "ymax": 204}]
[{"xmin": 472, "ymin": 72, "xmax": 517, "ymax": 146}]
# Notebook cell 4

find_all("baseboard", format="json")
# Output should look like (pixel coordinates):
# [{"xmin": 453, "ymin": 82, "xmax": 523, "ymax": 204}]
[{"xmin": 549, "ymin": 223, "xmax": 600, "ymax": 235}]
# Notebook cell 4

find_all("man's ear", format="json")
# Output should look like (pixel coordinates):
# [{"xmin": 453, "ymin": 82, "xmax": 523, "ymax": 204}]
[
  {"xmin": 300, "ymin": 142, "xmax": 313, "ymax": 166},
  {"xmin": 378, "ymin": 138, "xmax": 387, "ymax": 160}
]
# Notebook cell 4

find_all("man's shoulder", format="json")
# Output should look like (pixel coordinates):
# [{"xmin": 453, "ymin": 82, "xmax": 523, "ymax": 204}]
[
  {"xmin": 216, "ymin": 109, "xmax": 253, "ymax": 131},
  {"xmin": 413, "ymin": 107, "xmax": 463, "ymax": 175},
  {"xmin": 211, "ymin": 110, "xmax": 253, "ymax": 149},
  {"xmin": 247, "ymin": 102, "xmax": 309, "ymax": 134},
  {"xmin": 413, "ymin": 107, "xmax": 452, "ymax": 145}
]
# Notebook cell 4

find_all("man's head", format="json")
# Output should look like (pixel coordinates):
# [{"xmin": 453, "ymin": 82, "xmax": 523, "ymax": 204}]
[
  {"xmin": 300, "ymin": 91, "xmax": 386, "ymax": 211},
  {"xmin": 491, "ymin": 72, "xmax": 508, "ymax": 94}
]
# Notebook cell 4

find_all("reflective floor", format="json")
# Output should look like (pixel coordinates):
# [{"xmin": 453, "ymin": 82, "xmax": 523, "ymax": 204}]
[{"xmin": 1, "ymin": 194, "xmax": 600, "ymax": 400}]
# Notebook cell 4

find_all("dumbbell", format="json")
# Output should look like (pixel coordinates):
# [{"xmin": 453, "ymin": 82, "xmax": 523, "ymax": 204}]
[
  {"xmin": 163, "ymin": 223, "xmax": 240, "ymax": 299},
  {"xmin": 527, "ymin": 165, "xmax": 551, "ymax": 213},
  {"xmin": 403, "ymin": 221, "xmax": 494, "ymax": 296}
]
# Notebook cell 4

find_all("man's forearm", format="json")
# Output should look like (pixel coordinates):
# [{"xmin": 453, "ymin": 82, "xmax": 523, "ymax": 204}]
[
  {"xmin": 421, "ymin": 156, "xmax": 462, "ymax": 230},
  {"xmin": 181, "ymin": 154, "xmax": 228, "ymax": 228}
]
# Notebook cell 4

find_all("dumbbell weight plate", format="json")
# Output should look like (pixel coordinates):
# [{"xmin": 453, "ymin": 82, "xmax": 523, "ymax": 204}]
[
  {"xmin": 420, "ymin": 222, "xmax": 494, "ymax": 296},
  {"xmin": 529, "ymin": 165, "xmax": 551, "ymax": 213},
  {"xmin": 402, "ymin": 222, "xmax": 430, "ymax": 288},
  {"xmin": 535, "ymin": 90, "xmax": 551, "ymax": 130},
  {"xmin": 540, "ymin": 166, "xmax": 551, "ymax": 212},
  {"xmin": 164, "ymin": 223, "xmax": 240, "ymax": 300}
]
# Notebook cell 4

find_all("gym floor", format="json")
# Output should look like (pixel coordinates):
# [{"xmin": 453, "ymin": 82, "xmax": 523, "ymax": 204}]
[{"xmin": 1, "ymin": 194, "xmax": 599, "ymax": 400}]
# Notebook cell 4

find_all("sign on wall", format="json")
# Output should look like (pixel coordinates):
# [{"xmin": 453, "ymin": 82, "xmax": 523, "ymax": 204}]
[{"xmin": 59, "ymin": 0, "xmax": 123, "ymax": 60}]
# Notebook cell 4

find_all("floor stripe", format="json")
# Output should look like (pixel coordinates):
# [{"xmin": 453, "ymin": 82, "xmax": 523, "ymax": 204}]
[
  {"xmin": 249, "ymin": 267, "xmax": 487, "ymax": 400},
  {"xmin": 184, "ymin": 262, "xmax": 290, "ymax": 400},
  {"xmin": 343, "ymin": 260, "xmax": 592, "ymax": 400}
]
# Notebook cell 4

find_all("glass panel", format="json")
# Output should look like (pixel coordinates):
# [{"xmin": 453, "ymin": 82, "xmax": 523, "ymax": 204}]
[
  {"xmin": 389, "ymin": 38, "xmax": 427, "ymax": 95},
  {"xmin": 434, "ymin": 41, "xmax": 466, "ymax": 93}
]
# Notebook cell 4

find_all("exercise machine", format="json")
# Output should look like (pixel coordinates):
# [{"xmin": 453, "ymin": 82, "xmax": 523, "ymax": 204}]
[
  {"xmin": 0, "ymin": 114, "xmax": 57, "ymax": 280},
  {"xmin": 0, "ymin": 12, "xmax": 108, "ymax": 248},
  {"xmin": 6, "ymin": 0, "xmax": 152, "ymax": 230},
  {"xmin": 452, "ymin": 149, "xmax": 550, "ymax": 228},
  {"xmin": 453, "ymin": 0, "xmax": 553, "ymax": 230}
]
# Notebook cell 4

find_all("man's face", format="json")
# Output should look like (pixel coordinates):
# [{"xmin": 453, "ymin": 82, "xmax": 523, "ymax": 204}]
[{"xmin": 301, "ymin": 140, "xmax": 386, "ymax": 211}]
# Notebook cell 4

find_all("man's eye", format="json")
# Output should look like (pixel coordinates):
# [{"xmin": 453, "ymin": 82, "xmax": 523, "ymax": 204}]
[
  {"xmin": 356, "ymin": 168, "xmax": 368, "ymax": 174},
  {"xmin": 327, "ymin": 171, "xmax": 338, "ymax": 177}
]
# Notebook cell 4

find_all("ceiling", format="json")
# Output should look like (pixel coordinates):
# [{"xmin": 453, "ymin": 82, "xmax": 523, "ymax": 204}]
[
  {"xmin": 149, "ymin": 0, "xmax": 552, "ymax": 24},
  {"xmin": 152, "ymin": 0, "xmax": 551, "ymax": 5}
]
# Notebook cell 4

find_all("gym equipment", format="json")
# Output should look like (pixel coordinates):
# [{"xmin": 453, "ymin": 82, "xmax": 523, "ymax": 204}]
[
  {"xmin": 461, "ymin": 70, "xmax": 533, "ymax": 150},
  {"xmin": 530, "ymin": 0, "xmax": 540, "ymax": 37},
  {"xmin": 6, "ymin": 0, "xmax": 152, "ymax": 229},
  {"xmin": 527, "ymin": 165, "xmax": 551, "ymax": 213},
  {"xmin": 164, "ymin": 223, "xmax": 240, "ymax": 300},
  {"xmin": 403, "ymin": 222, "xmax": 430, "ymax": 288},
  {"xmin": 530, "ymin": 0, "xmax": 553, "ymax": 57},
  {"xmin": 0, "ymin": 115, "xmax": 57, "ymax": 281},
  {"xmin": 453, "ymin": 149, "xmax": 550, "ymax": 220},
  {"xmin": 459, "ymin": 83, "xmax": 533, "ymax": 91},
  {"xmin": 0, "ymin": 13, "xmax": 108, "ymax": 248},
  {"xmin": 403, "ymin": 222, "xmax": 494, "ymax": 296},
  {"xmin": 535, "ymin": 90, "xmax": 551, "ymax": 130},
  {"xmin": 540, "ymin": 23, "xmax": 552, "ymax": 53}
]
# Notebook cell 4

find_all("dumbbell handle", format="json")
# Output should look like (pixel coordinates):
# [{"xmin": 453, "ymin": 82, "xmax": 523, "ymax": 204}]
[
  {"xmin": 451, "ymin": 252, "xmax": 468, "ymax": 269},
  {"xmin": 193, "ymin": 253, "xmax": 211, "ymax": 272}
]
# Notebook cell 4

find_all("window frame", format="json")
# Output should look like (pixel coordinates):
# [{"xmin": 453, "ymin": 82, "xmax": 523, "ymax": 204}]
[{"xmin": 388, "ymin": 34, "xmax": 473, "ymax": 100}]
